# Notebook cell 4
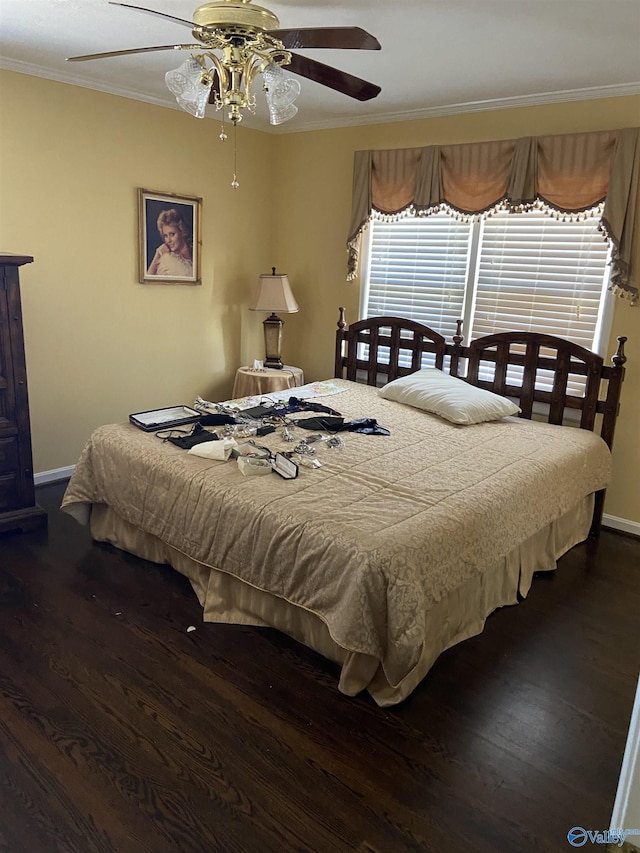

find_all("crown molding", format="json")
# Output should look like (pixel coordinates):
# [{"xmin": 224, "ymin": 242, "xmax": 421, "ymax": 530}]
[
  {"xmin": 2, "ymin": 56, "xmax": 639, "ymax": 135},
  {"xmin": 287, "ymin": 82, "xmax": 640, "ymax": 133},
  {"xmin": 0, "ymin": 56, "xmax": 178, "ymax": 112}
]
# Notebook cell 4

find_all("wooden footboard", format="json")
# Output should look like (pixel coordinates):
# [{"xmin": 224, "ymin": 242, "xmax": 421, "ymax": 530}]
[{"xmin": 335, "ymin": 307, "xmax": 627, "ymax": 535}]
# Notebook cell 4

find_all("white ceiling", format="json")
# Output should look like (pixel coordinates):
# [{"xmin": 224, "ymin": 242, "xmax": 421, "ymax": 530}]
[{"xmin": 1, "ymin": 0, "xmax": 639, "ymax": 132}]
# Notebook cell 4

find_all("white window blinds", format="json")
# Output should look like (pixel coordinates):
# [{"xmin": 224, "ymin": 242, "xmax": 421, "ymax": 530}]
[
  {"xmin": 364, "ymin": 213, "xmax": 471, "ymax": 340},
  {"xmin": 364, "ymin": 207, "xmax": 611, "ymax": 394},
  {"xmin": 470, "ymin": 209, "xmax": 610, "ymax": 348},
  {"xmin": 365, "ymin": 208, "xmax": 610, "ymax": 344}
]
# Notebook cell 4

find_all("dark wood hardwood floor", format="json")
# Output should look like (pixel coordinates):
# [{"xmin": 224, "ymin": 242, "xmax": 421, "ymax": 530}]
[{"xmin": 0, "ymin": 482, "xmax": 638, "ymax": 853}]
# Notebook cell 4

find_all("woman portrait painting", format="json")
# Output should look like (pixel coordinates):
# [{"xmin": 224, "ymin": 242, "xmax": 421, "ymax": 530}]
[
  {"xmin": 139, "ymin": 190, "xmax": 201, "ymax": 284},
  {"xmin": 146, "ymin": 209, "xmax": 193, "ymax": 277}
]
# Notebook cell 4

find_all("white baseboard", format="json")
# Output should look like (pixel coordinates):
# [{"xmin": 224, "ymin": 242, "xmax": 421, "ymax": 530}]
[
  {"xmin": 603, "ymin": 513, "xmax": 640, "ymax": 538},
  {"xmin": 34, "ymin": 465, "xmax": 75, "ymax": 486}
]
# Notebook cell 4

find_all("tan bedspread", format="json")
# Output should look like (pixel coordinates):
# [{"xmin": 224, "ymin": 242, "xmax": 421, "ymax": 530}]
[{"xmin": 61, "ymin": 380, "xmax": 611, "ymax": 690}]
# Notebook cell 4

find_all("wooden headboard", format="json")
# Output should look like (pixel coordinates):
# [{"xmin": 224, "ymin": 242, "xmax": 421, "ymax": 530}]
[{"xmin": 334, "ymin": 308, "xmax": 627, "ymax": 534}]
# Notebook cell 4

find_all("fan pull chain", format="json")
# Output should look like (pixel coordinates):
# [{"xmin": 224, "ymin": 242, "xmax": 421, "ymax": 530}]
[{"xmin": 231, "ymin": 123, "xmax": 239, "ymax": 189}]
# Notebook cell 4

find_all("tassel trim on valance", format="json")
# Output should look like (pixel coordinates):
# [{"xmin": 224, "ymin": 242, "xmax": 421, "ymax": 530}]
[
  {"xmin": 600, "ymin": 217, "xmax": 639, "ymax": 305},
  {"xmin": 369, "ymin": 196, "xmax": 607, "ymax": 224},
  {"xmin": 346, "ymin": 129, "xmax": 640, "ymax": 301},
  {"xmin": 348, "ymin": 198, "xmax": 639, "ymax": 304}
]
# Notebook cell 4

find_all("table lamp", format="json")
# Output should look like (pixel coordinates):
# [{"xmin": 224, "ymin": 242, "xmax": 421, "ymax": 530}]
[{"xmin": 249, "ymin": 267, "xmax": 299, "ymax": 369}]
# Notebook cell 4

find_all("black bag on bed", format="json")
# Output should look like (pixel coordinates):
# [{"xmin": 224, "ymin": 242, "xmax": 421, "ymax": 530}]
[
  {"xmin": 293, "ymin": 416, "xmax": 390, "ymax": 435},
  {"xmin": 163, "ymin": 424, "xmax": 220, "ymax": 449}
]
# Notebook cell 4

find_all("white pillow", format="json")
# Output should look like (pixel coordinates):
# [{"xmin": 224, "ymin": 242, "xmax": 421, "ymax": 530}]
[{"xmin": 378, "ymin": 368, "xmax": 521, "ymax": 425}]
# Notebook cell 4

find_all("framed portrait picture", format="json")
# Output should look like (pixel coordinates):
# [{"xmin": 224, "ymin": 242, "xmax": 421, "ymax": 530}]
[{"xmin": 138, "ymin": 188, "xmax": 202, "ymax": 284}]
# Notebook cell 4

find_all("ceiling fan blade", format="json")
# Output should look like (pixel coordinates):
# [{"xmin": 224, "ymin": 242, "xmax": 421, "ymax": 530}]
[
  {"xmin": 107, "ymin": 2, "xmax": 196, "ymax": 29},
  {"xmin": 67, "ymin": 44, "xmax": 195, "ymax": 62},
  {"xmin": 269, "ymin": 27, "xmax": 380, "ymax": 51},
  {"xmin": 286, "ymin": 53, "xmax": 381, "ymax": 101}
]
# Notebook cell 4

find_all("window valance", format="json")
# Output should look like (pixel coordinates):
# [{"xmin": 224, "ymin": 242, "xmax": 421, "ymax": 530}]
[{"xmin": 347, "ymin": 127, "xmax": 640, "ymax": 304}]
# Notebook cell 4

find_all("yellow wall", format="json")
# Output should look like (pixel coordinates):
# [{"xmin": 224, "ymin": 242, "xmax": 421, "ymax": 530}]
[
  {"xmin": 273, "ymin": 96, "xmax": 640, "ymax": 523},
  {"xmin": 0, "ymin": 70, "xmax": 274, "ymax": 472},
  {"xmin": 1, "ymin": 70, "xmax": 638, "ymax": 523}
]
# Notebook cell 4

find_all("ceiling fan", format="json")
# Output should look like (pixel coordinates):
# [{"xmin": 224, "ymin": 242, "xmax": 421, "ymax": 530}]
[{"xmin": 67, "ymin": 0, "xmax": 382, "ymax": 126}]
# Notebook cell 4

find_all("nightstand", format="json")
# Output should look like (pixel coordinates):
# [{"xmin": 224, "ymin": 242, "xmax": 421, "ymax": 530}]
[{"xmin": 232, "ymin": 365, "xmax": 304, "ymax": 398}]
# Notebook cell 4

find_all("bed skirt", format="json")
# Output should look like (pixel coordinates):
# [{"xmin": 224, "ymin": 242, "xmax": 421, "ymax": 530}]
[{"xmin": 86, "ymin": 494, "xmax": 594, "ymax": 707}]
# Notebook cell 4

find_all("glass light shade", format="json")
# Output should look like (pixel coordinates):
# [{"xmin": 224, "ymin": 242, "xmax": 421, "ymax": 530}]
[
  {"xmin": 165, "ymin": 57, "xmax": 212, "ymax": 119},
  {"xmin": 262, "ymin": 63, "xmax": 300, "ymax": 126},
  {"xmin": 268, "ymin": 102, "xmax": 298, "ymax": 126}
]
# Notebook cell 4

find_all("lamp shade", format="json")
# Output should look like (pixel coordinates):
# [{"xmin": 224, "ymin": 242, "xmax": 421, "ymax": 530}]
[{"xmin": 250, "ymin": 271, "xmax": 299, "ymax": 314}]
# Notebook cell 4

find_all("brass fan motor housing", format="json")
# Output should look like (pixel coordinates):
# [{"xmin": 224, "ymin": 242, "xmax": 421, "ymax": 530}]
[{"xmin": 193, "ymin": 1, "xmax": 280, "ymax": 32}]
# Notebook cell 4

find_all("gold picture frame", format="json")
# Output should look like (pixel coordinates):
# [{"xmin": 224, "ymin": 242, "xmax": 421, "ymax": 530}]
[{"xmin": 138, "ymin": 188, "xmax": 202, "ymax": 284}]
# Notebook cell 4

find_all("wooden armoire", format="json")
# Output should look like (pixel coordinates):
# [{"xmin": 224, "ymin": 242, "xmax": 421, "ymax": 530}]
[{"xmin": 0, "ymin": 254, "xmax": 47, "ymax": 533}]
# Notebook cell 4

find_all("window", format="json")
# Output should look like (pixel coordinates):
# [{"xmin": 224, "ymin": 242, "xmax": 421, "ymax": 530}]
[
  {"xmin": 363, "ymin": 207, "xmax": 612, "ymax": 348},
  {"xmin": 363, "ymin": 212, "xmax": 470, "ymax": 337},
  {"xmin": 361, "ymin": 207, "xmax": 613, "ymax": 391}
]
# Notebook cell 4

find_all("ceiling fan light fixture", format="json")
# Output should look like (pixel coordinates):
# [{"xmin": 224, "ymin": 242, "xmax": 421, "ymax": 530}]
[
  {"xmin": 262, "ymin": 63, "xmax": 300, "ymax": 105},
  {"xmin": 68, "ymin": 2, "xmax": 382, "ymax": 150},
  {"xmin": 262, "ymin": 62, "xmax": 300, "ymax": 125},
  {"xmin": 165, "ymin": 56, "xmax": 213, "ymax": 119},
  {"xmin": 268, "ymin": 101, "xmax": 298, "ymax": 126}
]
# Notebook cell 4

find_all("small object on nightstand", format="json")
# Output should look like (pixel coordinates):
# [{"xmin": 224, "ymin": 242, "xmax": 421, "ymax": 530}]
[{"xmin": 232, "ymin": 365, "xmax": 304, "ymax": 398}]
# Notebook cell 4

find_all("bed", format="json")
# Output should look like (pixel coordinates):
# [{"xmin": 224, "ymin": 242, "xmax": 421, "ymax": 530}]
[{"xmin": 61, "ymin": 311, "xmax": 627, "ymax": 707}]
